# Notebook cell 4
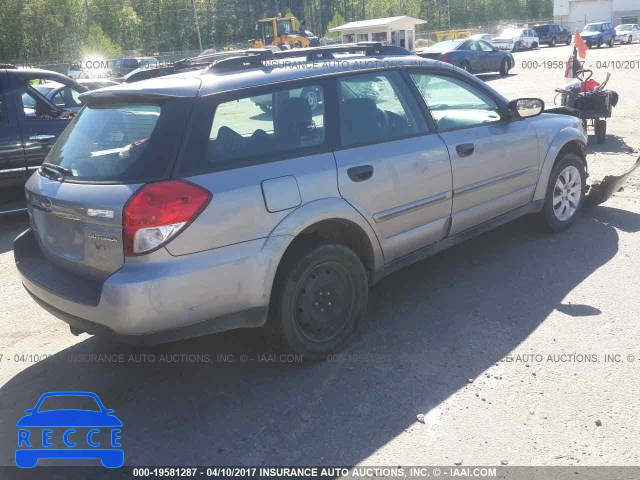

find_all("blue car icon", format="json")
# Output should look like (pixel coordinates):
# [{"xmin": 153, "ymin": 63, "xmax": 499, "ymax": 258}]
[{"xmin": 16, "ymin": 391, "xmax": 123, "ymax": 468}]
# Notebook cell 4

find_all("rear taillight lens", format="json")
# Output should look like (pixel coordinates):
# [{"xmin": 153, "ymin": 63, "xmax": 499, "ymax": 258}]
[
  {"xmin": 440, "ymin": 53, "xmax": 452, "ymax": 62},
  {"xmin": 123, "ymin": 180, "xmax": 212, "ymax": 256}
]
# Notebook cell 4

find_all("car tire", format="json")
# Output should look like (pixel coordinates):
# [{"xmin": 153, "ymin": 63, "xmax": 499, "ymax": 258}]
[
  {"xmin": 566, "ymin": 35, "xmax": 572, "ymax": 45},
  {"xmin": 532, "ymin": 42, "xmax": 538, "ymax": 49},
  {"xmin": 550, "ymin": 37, "xmax": 556, "ymax": 47},
  {"xmin": 460, "ymin": 61, "xmax": 471, "ymax": 72},
  {"xmin": 595, "ymin": 119, "xmax": 607, "ymax": 144},
  {"xmin": 627, "ymin": 36, "xmax": 633, "ymax": 44},
  {"xmin": 597, "ymin": 38, "xmax": 603, "ymax": 48},
  {"xmin": 540, "ymin": 153, "xmax": 586, "ymax": 232},
  {"xmin": 259, "ymin": 104, "xmax": 272, "ymax": 114},
  {"xmin": 499, "ymin": 58, "xmax": 510, "ymax": 76},
  {"xmin": 512, "ymin": 42, "xmax": 520, "ymax": 52},
  {"xmin": 267, "ymin": 240, "xmax": 369, "ymax": 360},
  {"xmin": 609, "ymin": 37, "xmax": 615, "ymax": 47}
]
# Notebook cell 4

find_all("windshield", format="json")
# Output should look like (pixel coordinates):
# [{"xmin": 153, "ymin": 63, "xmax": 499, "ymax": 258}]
[
  {"xmin": 499, "ymin": 29, "xmax": 523, "ymax": 37},
  {"xmin": 44, "ymin": 101, "xmax": 184, "ymax": 182},
  {"xmin": 424, "ymin": 40, "xmax": 463, "ymax": 52},
  {"xmin": 276, "ymin": 19, "xmax": 293, "ymax": 35},
  {"xmin": 584, "ymin": 24, "xmax": 602, "ymax": 31},
  {"xmin": 615, "ymin": 24, "xmax": 632, "ymax": 30},
  {"xmin": 37, "ymin": 395, "xmax": 101, "ymax": 412}
]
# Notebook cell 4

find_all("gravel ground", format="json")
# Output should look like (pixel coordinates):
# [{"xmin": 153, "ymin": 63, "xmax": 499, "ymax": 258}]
[{"xmin": 0, "ymin": 43, "xmax": 639, "ymax": 469}]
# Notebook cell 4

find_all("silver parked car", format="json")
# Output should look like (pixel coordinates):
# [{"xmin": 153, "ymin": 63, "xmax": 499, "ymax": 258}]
[{"xmin": 14, "ymin": 44, "xmax": 636, "ymax": 359}]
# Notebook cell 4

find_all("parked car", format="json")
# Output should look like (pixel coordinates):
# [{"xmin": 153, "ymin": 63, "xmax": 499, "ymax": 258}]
[
  {"xmin": 614, "ymin": 23, "xmax": 639, "ymax": 44},
  {"xmin": 20, "ymin": 79, "xmax": 117, "ymax": 113},
  {"xmin": 14, "ymin": 44, "xmax": 635, "ymax": 359},
  {"xmin": 417, "ymin": 39, "xmax": 514, "ymax": 75},
  {"xmin": 114, "ymin": 56, "xmax": 159, "ymax": 78},
  {"xmin": 67, "ymin": 61, "xmax": 112, "ymax": 79},
  {"xmin": 469, "ymin": 33, "xmax": 494, "ymax": 44},
  {"xmin": 532, "ymin": 24, "xmax": 572, "ymax": 46},
  {"xmin": 581, "ymin": 22, "xmax": 616, "ymax": 48},
  {"xmin": 0, "ymin": 67, "xmax": 87, "ymax": 214},
  {"xmin": 492, "ymin": 27, "xmax": 539, "ymax": 51}
]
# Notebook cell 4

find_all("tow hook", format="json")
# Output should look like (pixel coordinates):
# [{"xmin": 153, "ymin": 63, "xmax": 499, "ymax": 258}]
[{"xmin": 586, "ymin": 155, "xmax": 640, "ymax": 207}]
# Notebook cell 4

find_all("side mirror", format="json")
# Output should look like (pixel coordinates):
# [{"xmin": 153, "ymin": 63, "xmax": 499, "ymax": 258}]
[{"xmin": 508, "ymin": 98, "xmax": 544, "ymax": 118}]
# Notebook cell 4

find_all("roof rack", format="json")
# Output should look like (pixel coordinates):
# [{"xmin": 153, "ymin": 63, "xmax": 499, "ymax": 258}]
[
  {"xmin": 123, "ymin": 43, "xmax": 412, "ymax": 83},
  {"xmin": 207, "ymin": 43, "xmax": 412, "ymax": 73}
]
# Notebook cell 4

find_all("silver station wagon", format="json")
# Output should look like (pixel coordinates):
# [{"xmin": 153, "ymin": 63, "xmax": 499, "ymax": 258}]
[{"xmin": 14, "ymin": 44, "xmax": 637, "ymax": 359}]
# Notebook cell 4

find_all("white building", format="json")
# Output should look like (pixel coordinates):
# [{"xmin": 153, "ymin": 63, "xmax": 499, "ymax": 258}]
[
  {"xmin": 328, "ymin": 16, "xmax": 427, "ymax": 51},
  {"xmin": 554, "ymin": 0, "xmax": 640, "ymax": 30}
]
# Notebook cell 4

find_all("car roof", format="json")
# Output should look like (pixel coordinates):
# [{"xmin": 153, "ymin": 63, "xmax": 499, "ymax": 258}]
[{"xmin": 84, "ymin": 52, "xmax": 440, "ymax": 100}]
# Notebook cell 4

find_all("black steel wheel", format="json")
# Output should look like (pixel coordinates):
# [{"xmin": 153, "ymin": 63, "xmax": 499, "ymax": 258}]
[{"xmin": 268, "ymin": 241, "xmax": 369, "ymax": 360}]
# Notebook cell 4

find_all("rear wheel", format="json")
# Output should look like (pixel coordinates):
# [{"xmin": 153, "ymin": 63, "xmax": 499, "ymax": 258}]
[
  {"xmin": 540, "ymin": 153, "xmax": 586, "ymax": 232},
  {"xmin": 532, "ymin": 41, "xmax": 538, "ymax": 49},
  {"xmin": 268, "ymin": 241, "xmax": 369, "ymax": 360},
  {"xmin": 499, "ymin": 58, "xmax": 510, "ymax": 76},
  {"xmin": 595, "ymin": 119, "xmax": 607, "ymax": 144},
  {"xmin": 608, "ymin": 37, "xmax": 615, "ymax": 47},
  {"xmin": 460, "ymin": 61, "xmax": 471, "ymax": 72},
  {"xmin": 566, "ymin": 35, "xmax": 572, "ymax": 45}
]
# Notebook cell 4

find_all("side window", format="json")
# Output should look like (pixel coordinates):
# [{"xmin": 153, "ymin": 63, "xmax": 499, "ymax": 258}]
[
  {"xmin": 338, "ymin": 70, "xmax": 428, "ymax": 147},
  {"xmin": 183, "ymin": 84, "xmax": 326, "ymax": 174},
  {"xmin": 51, "ymin": 90, "xmax": 66, "ymax": 107},
  {"xmin": 410, "ymin": 73, "xmax": 502, "ymax": 131},
  {"xmin": 478, "ymin": 40, "xmax": 494, "ymax": 52},
  {"xmin": 458, "ymin": 40, "xmax": 472, "ymax": 50}
]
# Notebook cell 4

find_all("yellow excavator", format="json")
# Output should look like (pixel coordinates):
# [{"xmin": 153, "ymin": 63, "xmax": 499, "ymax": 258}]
[{"xmin": 249, "ymin": 13, "xmax": 319, "ymax": 49}]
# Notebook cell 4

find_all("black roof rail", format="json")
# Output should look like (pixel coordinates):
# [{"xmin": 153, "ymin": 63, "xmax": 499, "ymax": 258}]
[
  {"xmin": 206, "ymin": 43, "xmax": 413, "ymax": 73},
  {"xmin": 123, "ymin": 43, "xmax": 413, "ymax": 83}
]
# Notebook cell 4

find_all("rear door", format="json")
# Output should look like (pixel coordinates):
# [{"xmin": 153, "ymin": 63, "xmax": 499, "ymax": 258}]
[
  {"xmin": 333, "ymin": 70, "xmax": 452, "ymax": 262},
  {"xmin": 24, "ymin": 96, "xmax": 193, "ymax": 280},
  {"xmin": 409, "ymin": 71, "xmax": 539, "ymax": 236},
  {"xmin": 0, "ymin": 71, "xmax": 28, "ymax": 209}
]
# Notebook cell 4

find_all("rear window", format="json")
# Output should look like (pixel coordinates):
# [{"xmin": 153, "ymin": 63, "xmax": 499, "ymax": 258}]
[{"xmin": 44, "ymin": 100, "xmax": 191, "ymax": 183}]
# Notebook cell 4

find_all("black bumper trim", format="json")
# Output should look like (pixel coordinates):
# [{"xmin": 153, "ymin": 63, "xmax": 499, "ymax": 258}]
[{"xmin": 25, "ymin": 288, "xmax": 268, "ymax": 345}]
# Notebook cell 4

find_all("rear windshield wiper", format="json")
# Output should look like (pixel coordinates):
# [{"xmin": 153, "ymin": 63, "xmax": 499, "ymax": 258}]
[{"xmin": 40, "ymin": 162, "xmax": 72, "ymax": 179}]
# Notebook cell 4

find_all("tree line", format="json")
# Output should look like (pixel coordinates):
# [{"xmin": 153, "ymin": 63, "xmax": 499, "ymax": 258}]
[{"xmin": 0, "ymin": 0, "xmax": 553, "ymax": 63}]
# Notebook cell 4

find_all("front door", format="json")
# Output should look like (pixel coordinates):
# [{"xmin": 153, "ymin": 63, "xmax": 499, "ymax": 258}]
[
  {"xmin": 409, "ymin": 71, "xmax": 539, "ymax": 235},
  {"xmin": 13, "ymin": 78, "xmax": 70, "ymax": 173},
  {"xmin": 0, "ymin": 73, "xmax": 27, "ymax": 209},
  {"xmin": 333, "ymin": 70, "xmax": 453, "ymax": 262}
]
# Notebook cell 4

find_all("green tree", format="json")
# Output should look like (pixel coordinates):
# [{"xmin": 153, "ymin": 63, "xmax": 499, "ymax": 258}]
[{"xmin": 326, "ymin": 12, "xmax": 346, "ymax": 39}]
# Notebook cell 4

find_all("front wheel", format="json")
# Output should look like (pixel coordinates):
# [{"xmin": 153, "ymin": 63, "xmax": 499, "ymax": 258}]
[
  {"xmin": 499, "ymin": 58, "xmax": 510, "ymax": 76},
  {"xmin": 550, "ymin": 37, "xmax": 556, "ymax": 47},
  {"xmin": 608, "ymin": 37, "xmax": 615, "ymax": 47},
  {"xmin": 268, "ymin": 241, "xmax": 369, "ymax": 360},
  {"xmin": 566, "ymin": 35, "xmax": 572, "ymax": 45},
  {"xmin": 540, "ymin": 153, "xmax": 586, "ymax": 232},
  {"xmin": 595, "ymin": 119, "xmax": 607, "ymax": 144},
  {"xmin": 531, "ymin": 41, "xmax": 538, "ymax": 49}
]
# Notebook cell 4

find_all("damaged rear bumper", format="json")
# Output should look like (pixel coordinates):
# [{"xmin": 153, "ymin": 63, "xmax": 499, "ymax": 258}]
[{"xmin": 586, "ymin": 155, "xmax": 640, "ymax": 206}]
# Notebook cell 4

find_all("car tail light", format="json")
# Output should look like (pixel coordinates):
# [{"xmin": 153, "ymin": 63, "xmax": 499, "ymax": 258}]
[
  {"xmin": 123, "ymin": 180, "xmax": 212, "ymax": 256},
  {"xmin": 440, "ymin": 53, "xmax": 452, "ymax": 62}
]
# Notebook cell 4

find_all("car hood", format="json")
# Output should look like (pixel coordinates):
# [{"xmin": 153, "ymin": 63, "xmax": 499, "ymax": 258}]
[{"xmin": 17, "ymin": 410, "xmax": 123, "ymax": 427}]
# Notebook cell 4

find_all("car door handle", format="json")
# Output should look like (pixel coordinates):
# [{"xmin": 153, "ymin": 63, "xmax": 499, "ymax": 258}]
[
  {"xmin": 29, "ymin": 134, "xmax": 56, "ymax": 142},
  {"xmin": 347, "ymin": 165, "xmax": 374, "ymax": 182},
  {"xmin": 456, "ymin": 143, "xmax": 475, "ymax": 157}
]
